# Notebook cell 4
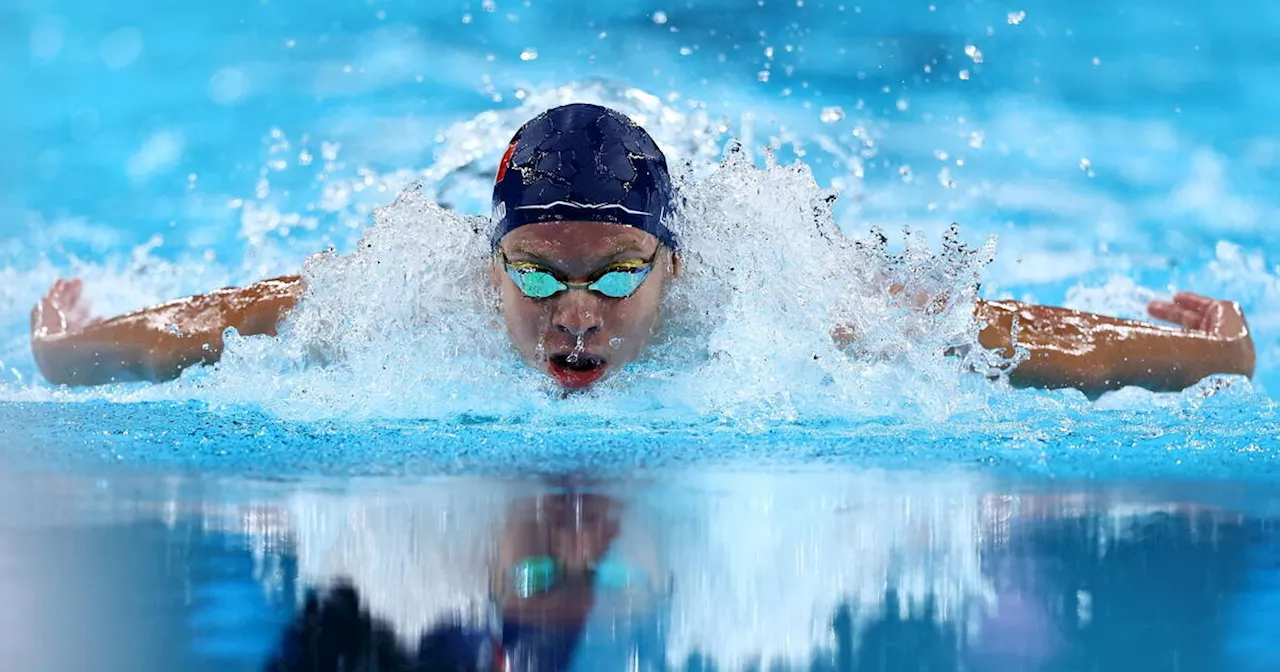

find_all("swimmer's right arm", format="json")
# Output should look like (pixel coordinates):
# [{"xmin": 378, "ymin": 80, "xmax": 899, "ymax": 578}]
[{"xmin": 29, "ymin": 276, "xmax": 303, "ymax": 387}]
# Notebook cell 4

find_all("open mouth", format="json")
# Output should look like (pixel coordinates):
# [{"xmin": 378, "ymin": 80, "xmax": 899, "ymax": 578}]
[{"xmin": 547, "ymin": 353, "xmax": 608, "ymax": 389}]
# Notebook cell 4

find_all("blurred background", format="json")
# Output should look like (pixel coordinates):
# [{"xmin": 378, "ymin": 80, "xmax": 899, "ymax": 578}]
[{"xmin": 5, "ymin": 0, "xmax": 1280, "ymax": 266}]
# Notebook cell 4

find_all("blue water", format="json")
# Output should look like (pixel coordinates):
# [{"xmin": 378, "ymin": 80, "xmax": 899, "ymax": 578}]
[{"xmin": 4, "ymin": 0, "xmax": 1280, "ymax": 669}]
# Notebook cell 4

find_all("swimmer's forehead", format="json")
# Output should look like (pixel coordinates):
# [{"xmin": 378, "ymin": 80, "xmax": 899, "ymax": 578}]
[{"xmin": 500, "ymin": 221, "xmax": 660, "ymax": 261}]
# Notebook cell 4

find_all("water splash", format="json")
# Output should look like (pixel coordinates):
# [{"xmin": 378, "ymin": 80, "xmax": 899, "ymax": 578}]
[{"xmin": 1, "ymin": 81, "xmax": 1275, "ymax": 420}]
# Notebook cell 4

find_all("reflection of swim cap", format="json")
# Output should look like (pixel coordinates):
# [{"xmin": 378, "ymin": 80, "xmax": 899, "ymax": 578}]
[{"xmin": 492, "ymin": 103, "xmax": 678, "ymax": 249}]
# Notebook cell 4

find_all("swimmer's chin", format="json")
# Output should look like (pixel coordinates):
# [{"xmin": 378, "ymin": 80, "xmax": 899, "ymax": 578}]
[{"xmin": 545, "ymin": 353, "xmax": 610, "ymax": 389}]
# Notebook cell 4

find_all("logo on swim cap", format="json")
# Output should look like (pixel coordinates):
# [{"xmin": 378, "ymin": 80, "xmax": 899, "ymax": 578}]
[
  {"xmin": 496, "ymin": 140, "xmax": 518, "ymax": 185},
  {"xmin": 491, "ymin": 103, "xmax": 677, "ymax": 249}
]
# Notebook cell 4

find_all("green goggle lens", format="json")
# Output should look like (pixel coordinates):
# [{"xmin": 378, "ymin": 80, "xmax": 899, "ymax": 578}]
[
  {"xmin": 507, "ymin": 554, "xmax": 650, "ymax": 599},
  {"xmin": 510, "ymin": 555, "xmax": 560, "ymax": 599},
  {"xmin": 508, "ymin": 269, "xmax": 566, "ymax": 299},
  {"xmin": 588, "ymin": 268, "xmax": 651, "ymax": 298},
  {"xmin": 506, "ymin": 265, "xmax": 652, "ymax": 300}
]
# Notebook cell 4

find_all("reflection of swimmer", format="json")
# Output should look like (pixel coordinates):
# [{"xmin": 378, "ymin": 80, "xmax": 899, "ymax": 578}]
[
  {"xmin": 30, "ymin": 104, "xmax": 1254, "ymax": 395},
  {"xmin": 267, "ymin": 492, "xmax": 666, "ymax": 672}
]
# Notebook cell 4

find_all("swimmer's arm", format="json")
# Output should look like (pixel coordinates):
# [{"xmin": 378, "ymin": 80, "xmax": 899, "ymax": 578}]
[
  {"xmin": 975, "ymin": 294, "xmax": 1256, "ymax": 395},
  {"xmin": 29, "ymin": 276, "xmax": 302, "ymax": 387}
]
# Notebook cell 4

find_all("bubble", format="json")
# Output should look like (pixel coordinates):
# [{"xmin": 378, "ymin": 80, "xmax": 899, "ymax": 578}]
[
  {"xmin": 959, "ymin": 70, "xmax": 970, "ymax": 80},
  {"xmin": 652, "ymin": 11, "xmax": 668, "ymax": 24},
  {"xmin": 519, "ymin": 49, "xmax": 538, "ymax": 61},
  {"xmin": 126, "ymin": 131, "xmax": 185, "ymax": 181},
  {"xmin": 964, "ymin": 44, "xmax": 983, "ymax": 64},
  {"xmin": 209, "ymin": 68, "xmax": 249, "ymax": 105},
  {"xmin": 1007, "ymin": 10, "xmax": 1026, "ymax": 25},
  {"xmin": 819, "ymin": 106, "xmax": 845, "ymax": 123},
  {"xmin": 29, "ymin": 16, "xmax": 65, "ymax": 62},
  {"xmin": 100, "ymin": 27, "xmax": 143, "ymax": 69}
]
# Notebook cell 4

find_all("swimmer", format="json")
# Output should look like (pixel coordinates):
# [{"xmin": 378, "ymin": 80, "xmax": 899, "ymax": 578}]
[{"xmin": 29, "ymin": 103, "xmax": 1256, "ymax": 395}]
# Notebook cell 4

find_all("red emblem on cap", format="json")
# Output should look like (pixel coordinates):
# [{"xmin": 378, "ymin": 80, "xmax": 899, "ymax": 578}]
[{"xmin": 496, "ymin": 140, "xmax": 518, "ymax": 184}]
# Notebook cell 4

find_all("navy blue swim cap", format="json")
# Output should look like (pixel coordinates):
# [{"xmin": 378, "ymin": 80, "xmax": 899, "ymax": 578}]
[{"xmin": 492, "ymin": 103, "xmax": 677, "ymax": 249}]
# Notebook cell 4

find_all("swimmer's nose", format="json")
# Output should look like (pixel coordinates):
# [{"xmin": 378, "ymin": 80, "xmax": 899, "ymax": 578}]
[{"xmin": 552, "ymin": 291, "xmax": 603, "ymax": 339}]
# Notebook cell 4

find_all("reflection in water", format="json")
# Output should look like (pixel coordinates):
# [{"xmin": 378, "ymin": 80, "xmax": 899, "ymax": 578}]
[
  {"xmin": 0, "ymin": 469, "xmax": 1272, "ymax": 671},
  {"xmin": 248, "ymin": 472, "xmax": 1272, "ymax": 671}
]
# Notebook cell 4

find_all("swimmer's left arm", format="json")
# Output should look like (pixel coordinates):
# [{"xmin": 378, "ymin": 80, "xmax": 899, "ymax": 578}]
[{"xmin": 975, "ymin": 293, "xmax": 1255, "ymax": 395}]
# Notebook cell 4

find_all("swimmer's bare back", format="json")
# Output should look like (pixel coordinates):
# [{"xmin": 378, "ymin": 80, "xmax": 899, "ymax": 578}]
[{"xmin": 30, "ymin": 276, "xmax": 303, "ymax": 386}]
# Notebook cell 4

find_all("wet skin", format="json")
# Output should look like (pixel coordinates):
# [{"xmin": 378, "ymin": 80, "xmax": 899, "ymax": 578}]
[{"xmin": 491, "ymin": 220, "xmax": 677, "ymax": 389}]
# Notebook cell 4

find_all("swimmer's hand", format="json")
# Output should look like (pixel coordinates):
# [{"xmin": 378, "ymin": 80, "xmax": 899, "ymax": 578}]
[
  {"xmin": 1146, "ymin": 291, "xmax": 1255, "ymax": 371},
  {"xmin": 31, "ymin": 278, "xmax": 101, "ymax": 342},
  {"xmin": 29, "ymin": 275, "xmax": 303, "ymax": 387},
  {"xmin": 976, "ymin": 293, "xmax": 1255, "ymax": 397}
]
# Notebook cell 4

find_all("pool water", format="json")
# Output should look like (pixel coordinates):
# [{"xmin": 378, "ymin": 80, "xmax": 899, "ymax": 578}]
[{"xmin": 4, "ymin": 0, "xmax": 1280, "ymax": 669}]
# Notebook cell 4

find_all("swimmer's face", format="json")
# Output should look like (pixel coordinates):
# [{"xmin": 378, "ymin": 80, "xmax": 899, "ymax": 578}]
[
  {"xmin": 493, "ymin": 221, "xmax": 676, "ymax": 389},
  {"xmin": 495, "ymin": 493, "xmax": 620, "ymax": 624}
]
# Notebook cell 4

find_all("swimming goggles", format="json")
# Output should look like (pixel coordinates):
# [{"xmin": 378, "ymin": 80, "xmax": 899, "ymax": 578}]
[
  {"xmin": 507, "ymin": 554, "xmax": 651, "ymax": 600},
  {"xmin": 499, "ymin": 250, "xmax": 658, "ymax": 300}
]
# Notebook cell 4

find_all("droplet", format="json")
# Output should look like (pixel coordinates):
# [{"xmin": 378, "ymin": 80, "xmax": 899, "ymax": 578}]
[
  {"xmin": 1091, "ymin": 56, "xmax": 1101, "ymax": 66},
  {"xmin": 567, "ymin": 335, "xmax": 585, "ymax": 363},
  {"xmin": 757, "ymin": 70, "xmax": 770, "ymax": 82},
  {"xmin": 609, "ymin": 337, "xmax": 625, "ymax": 349},
  {"xmin": 968, "ymin": 131, "xmax": 985, "ymax": 149},
  {"xmin": 896, "ymin": 98, "xmax": 909, "ymax": 111},
  {"xmin": 1007, "ymin": 10, "xmax": 1026, "ymax": 25},
  {"xmin": 959, "ymin": 69, "xmax": 971, "ymax": 80},
  {"xmin": 520, "ymin": 48, "xmax": 538, "ymax": 61},
  {"xmin": 820, "ymin": 106, "xmax": 845, "ymax": 123},
  {"xmin": 964, "ymin": 44, "xmax": 983, "ymax": 64},
  {"xmin": 652, "ymin": 10, "xmax": 668, "ymax": 24}
]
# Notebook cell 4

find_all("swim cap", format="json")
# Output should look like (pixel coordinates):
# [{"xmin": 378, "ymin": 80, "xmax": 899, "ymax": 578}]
[{"xmin": 491, "ymin": 103, "xmax": 677, "ymax": 249}]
